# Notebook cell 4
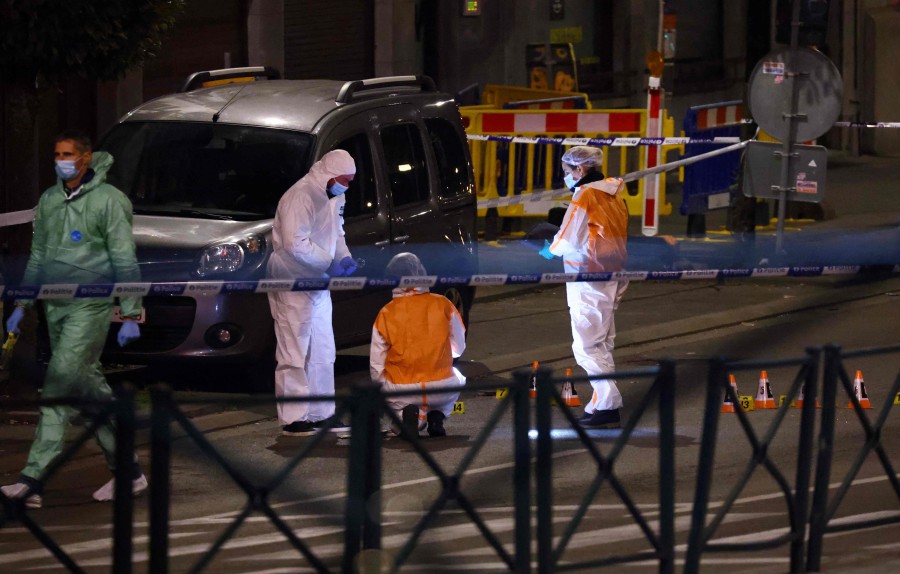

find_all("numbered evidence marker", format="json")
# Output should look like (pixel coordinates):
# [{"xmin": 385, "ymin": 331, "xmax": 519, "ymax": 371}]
[
  {"xmin": 894, "ymin": 392, "xmax": 900, "ymax": 406},
  {"xmin": 778, "ymin": 395, "xmax": 796, "ymax": 408},
  {"xmin": 495, "ymin": 388, "xmax": 509, "ymax": 399},
  {"xmin": 453, "ymin": 402, "xmax": 465, "ymax": 414},
  {"xmin": 739, "ymin": 395, "xmax": 755, "ymax": 411}
]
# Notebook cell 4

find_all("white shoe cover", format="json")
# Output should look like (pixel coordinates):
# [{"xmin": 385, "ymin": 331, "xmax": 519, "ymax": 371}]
[{"xmin": 92, "ymin": 474, "xmax": 148, "ymax": 502}]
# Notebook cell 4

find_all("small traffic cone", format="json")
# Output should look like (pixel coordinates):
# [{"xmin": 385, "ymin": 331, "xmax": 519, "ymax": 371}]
[
  {"xmin": 793, "ymin": 382, "xmax": 821, "ymax": 409},
  {"xmin": 754, "ymin": 370, "xmax": 776, "ymax": 409},
  {"xmin": 721, "ymin": 374, "xmax": 739, "ymax": 413},
  {"xmin": 528, "ymin": 361, "xmax": 538, "ymax": 399},
  {"xmin": 561, "ymin": 367, "xmax": 581, "ymax": 407},
  {"xmin": 847, "ymin": 370, "xmax": 872, "ymax": 409}
]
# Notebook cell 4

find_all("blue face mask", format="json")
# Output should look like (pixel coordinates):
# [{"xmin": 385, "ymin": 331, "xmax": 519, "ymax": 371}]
[
  {"xmin": 329, "ymin": 180, "xmax": 349, "ymax": 196},
  {"xmin": 55, "ymin": 159, "xmax": 80, "ymax": 181},
  {"xmin": 563, "ymin": 173, "xmax": 578, "ymax": 190}
]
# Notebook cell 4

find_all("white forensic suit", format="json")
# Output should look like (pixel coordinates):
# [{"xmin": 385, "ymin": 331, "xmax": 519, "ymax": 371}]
[
  {"xmin": 267, "ymin": 150, "xmax": 355, "ymax": 426},
  {"xmin": 547, "ymin": 177, "xmax": 629, "ymax": 414},
  {"xmin": 370, "ymin": 287, "xmax": 467, "ymax": 427}
]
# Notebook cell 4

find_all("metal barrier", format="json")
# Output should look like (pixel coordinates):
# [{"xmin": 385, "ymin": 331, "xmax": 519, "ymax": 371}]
[
  {"xmin": 681, "ymin": 101, "xmax": 746, "ymax": 227},
  {"xmin": 806, "ymin": 343, "xmax": 900, "ymax": 572},
  {"xmin": 2, "ymin": 348, "xmax": 897, "ymax": 572},
  {"xmin": 684, "ymin": 350, "xmax": 821, "ymax": 573},
  {"xmin": 481, "ymin": 84, "xmax": 593, "ymax": 110},
  {"xmin": 460, "ymin": 107, "xmax": 677, "ymax": 219}
]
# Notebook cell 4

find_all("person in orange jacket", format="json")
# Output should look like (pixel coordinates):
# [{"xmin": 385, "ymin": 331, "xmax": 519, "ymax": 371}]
[
  {"xmin": 370, "ymin": 253, "xmax": 466, "ymax": 438},
  {"xmin": 538, "ymin": 145, "xmax": 629, "ymax": 428}
]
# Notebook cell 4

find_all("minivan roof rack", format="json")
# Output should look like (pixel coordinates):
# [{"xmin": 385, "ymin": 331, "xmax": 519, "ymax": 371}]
[
  {"xmin": 335, "ymin": 75, "xmax": 437, "ymax": 104},
  {"xmin": 180, "ymin": 66, "xmax": 281, "ymax": 93}
]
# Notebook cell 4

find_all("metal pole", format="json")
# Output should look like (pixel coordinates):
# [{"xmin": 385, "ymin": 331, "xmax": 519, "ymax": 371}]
[
  {"xmin": 535, "ymin": 367, "xmax": 554, "ymax": 574},
  {"xmin": 684, "ymin": 358, "xmax": 727, "ymax": 574},
  {"xmin": 363, "ymin": 390, "xmax": 383, "ymax": 554},
  {"xmin": 774, "ymin": 0, "xmax": 804, "ymax": 255},
  {"xmin": 807, "ymin": 345, "xmax": 840, "ymax": 571},
  {"xmin": 791, "ymin": 348, "xmax": 821, "ymax": 572},
  {"xmin": 343, "ymin": 385, "xmax": 375, "ymax": 573},
  {"xmin": 149, "ymin": 386, "xmax": 173, "ymax": 574},
  {"xmin": 112, "ymin": 383, "xmax": 136, "ymax": 574},
  {"xmin": 657, "ymin": 360, "xmax": 676, "ymax": 574},
  {"xmin": 512, "ymin": 370, "xmax": 532, "ymax": 574}
]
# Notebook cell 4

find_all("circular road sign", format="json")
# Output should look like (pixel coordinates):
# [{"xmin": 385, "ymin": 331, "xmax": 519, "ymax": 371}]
[{"xmin": 747, "ymin": 47, "xmax": 842, "ymax": 143}]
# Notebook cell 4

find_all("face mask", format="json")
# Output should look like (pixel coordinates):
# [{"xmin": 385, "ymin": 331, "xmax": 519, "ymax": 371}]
[
  {"xmin": 563, "ymin": 173, "xmax": 578, "ymax": 190},
  {"xmin": 329, "ymin": 180, "xmax": 349, "ymax": 196},
  {"xmin": 55, "ymin": 159, "xmax": 80, "ymax": 181}
]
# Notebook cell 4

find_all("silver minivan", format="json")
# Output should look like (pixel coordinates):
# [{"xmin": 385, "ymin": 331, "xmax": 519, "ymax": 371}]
[{"xmin": 97, "ymin": 67, "xmax": 478, "ymax": 380}]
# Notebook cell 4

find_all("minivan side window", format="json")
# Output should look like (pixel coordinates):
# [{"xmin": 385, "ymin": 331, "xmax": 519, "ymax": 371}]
[
  {"xmin": 334, "ymin": 133, "xmax": 377, "ymax": 218},
  {"xmin": 425, "ymin": 118, "xmax": 472, "ymax": 199},
  {"xmin": 380, "ymin": 124, "xmax": 429, "ymax": 206}
]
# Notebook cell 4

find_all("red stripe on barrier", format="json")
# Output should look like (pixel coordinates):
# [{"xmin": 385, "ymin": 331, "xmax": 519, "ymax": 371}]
[
  {"xmin": 546, "ymin": 113, "xmax": 578, "ymax": 132},
  {"xmin": 610, "ymin": 113, "xmax": 641, "ymax": 132},
  {"xmin": 644, "ymin": 199, "xmax": 656, "ymax": 227},
  {"xmin": 649, "ymin": 92, "xmax": 661, "ymax": 117},
  {"xmin": 482, "ymin": 114, "xmax": 515, "ymax": 133},
  {"xmin": 717, "ymin": 107, "xmax": 727, "ymax": 126}
]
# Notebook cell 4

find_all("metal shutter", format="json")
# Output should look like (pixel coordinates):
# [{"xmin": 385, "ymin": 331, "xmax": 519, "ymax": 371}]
[{"xmin": 284, "ymin": 0, "xmax": 374, "ymax": 80}]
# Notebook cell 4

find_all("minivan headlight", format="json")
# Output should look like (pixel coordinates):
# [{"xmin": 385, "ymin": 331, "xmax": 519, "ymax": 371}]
[{"xmin": 196, "ymin": 234, "xmax": 267, "ymax": 277}]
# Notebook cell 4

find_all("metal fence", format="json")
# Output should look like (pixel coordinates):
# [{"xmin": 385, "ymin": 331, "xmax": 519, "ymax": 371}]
[{"xmin": 1, "ymin": 345, "xmax": 898, "ymax": 573}]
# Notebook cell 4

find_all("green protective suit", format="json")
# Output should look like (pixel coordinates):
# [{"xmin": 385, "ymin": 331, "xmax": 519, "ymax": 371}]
[{"xmin": 16, "ymin": 151, "xmax": 143, "ymax": 482}]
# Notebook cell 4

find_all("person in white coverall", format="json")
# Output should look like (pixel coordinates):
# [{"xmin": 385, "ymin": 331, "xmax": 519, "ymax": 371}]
[
  {"xmin": 538, "ymin": 146, "xmax": 629, "ymax": 428},
  {"xmin": 267, "ymin": 149, "xmax": 359, "ymax": 436},
  {"xmin": 370, "ymin": 253, "xmax": 466, "ymax": 438}
]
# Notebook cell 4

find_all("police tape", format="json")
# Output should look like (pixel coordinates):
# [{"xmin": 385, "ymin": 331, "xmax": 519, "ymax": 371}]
[
  {"xmin": 833, "ymin": 122, "xmax": 900, "ymax": 129},
  {"xmin": 466, "ymin": 134, "xmax": 741, "ymax": 147},
  {"xmin": 476, "ymin": 140, "xmax": 750, "ymax": 209},
  {"xmin": 4, "ymin": 265, "xmax": 898, "ymax": 300}
]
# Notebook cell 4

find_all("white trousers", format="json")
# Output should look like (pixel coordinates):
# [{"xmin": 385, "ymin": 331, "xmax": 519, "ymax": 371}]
[
  {"xmin": 566, "ymin": 279, "xmax": 629, "ymax": 413},
  {"xmin": 268, "ymin": 290, "xmax": 336, "ymax": 425},
  {"xmin": 380, "ymin": 370, "xmax": 466, "ymax": 429}
]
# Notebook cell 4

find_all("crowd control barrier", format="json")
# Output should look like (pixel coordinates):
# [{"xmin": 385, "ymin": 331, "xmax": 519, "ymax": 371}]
[
  {"xmin": 461, "ymin": 106, "xmax": 677, "ymax": 220},
  {"xmin": 2, "ymin": 346, "xmax": 897, "ymax": 573},
  {"xmin": 681, "ymin": 101, "xmax": 746, "ymax": 221},
  {"xmin": 480, "ymin": 84, "xmax": 593, "ymax": 110}
]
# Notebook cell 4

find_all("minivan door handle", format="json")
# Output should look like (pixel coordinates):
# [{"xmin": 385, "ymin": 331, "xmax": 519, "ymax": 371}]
[
  {"xmin": 393, "ymin": 235, "xmax": 410, "ymax": 243},
  {"xmin": 374, "ymin": 239, "xmax": 390, "ymax": 247}
]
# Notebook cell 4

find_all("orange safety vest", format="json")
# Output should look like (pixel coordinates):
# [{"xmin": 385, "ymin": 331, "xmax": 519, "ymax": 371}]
[
  {"xmin": 551, "ymin": 178, "xmax": 628, "ymax": 273},
  {"xmin": 373, "ymin": 293, "xmax": 464, "ymax": 384}
]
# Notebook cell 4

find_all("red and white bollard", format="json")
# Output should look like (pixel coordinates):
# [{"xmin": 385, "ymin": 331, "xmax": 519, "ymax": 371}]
[{"xmin": 643, "ymin": 51, "xmax": 665, "ymax": 237}]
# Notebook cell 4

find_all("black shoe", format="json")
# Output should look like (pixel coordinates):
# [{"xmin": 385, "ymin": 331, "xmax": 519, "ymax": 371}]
[
  {"xmin": 282, "ymin": 420, "xmax": 316, "ymax": 436},
  {"xmin": 579, "ymin": 409, "xmax": 621, "ymax": 429},
  {"xmin": 400, "ymin": 405, "xmax": 419, "ymax": 439},
  {"xmin": 311, "ymin": 414, "xmax": 351, "ymax": 433},
  {"xmin": 426, "ymin": 410, "xmax": 446, "ymax": 437}
]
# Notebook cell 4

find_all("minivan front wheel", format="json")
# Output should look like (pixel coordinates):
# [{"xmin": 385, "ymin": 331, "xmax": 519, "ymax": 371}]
[{"xmin": 439, "ymin": 286, "xmax": 474, "ymax": 333}]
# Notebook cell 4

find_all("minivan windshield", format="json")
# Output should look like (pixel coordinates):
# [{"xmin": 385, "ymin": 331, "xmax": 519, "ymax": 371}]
[{"xmin": 99, "ymin": 122, "xmax": 314, "ymax": 221}]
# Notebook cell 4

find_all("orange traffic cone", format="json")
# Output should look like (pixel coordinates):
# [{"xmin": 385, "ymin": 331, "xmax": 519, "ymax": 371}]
[
  {"xmin": 561, "ymin": 367, "xmax": 581, "ymax": 407},
  {"xmin": 721, "ymin": 374, "xmax": 739, "ymax": 413},
  {"xmin": 754, "ymin": 370, "xmax": 776, "ymax": 409},
  {"xmin": 847, "ymin": 370, "xmax": 872, "ymax": 409},
  {"xmin": 793, "ymin": 382, "xmax": 821, "ymax": 409},
  {"xmin": 528, "ymin": 361, "xmax": 539, "ymax": 399}
]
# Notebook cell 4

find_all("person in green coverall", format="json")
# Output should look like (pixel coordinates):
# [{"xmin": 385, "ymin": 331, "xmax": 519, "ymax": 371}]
[{"xmin": 0, "ymin": 130, "xmax": 146, "ymax": 509}]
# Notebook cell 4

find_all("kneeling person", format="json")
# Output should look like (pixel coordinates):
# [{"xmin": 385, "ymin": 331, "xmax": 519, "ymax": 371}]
[{"xmin": 370, "ymin": 253, "xmax": 466, "ymax": 438}]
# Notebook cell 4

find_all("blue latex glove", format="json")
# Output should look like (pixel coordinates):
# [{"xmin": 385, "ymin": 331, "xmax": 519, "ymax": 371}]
[
  {"xmin": 6, "ymin": 307, "xmax": 24, "ymax": 334},
  {"xmin": 340, "ymin": 256, "xmax": 358, "ymax": 275},
  {"xmin": 538, "ymin": 240, "xmax": 556, "ymax": 260},
  {"xmin": 117, "ymin": 320, "xmax": 141, "ymax": 347},
  {"xmin": 327, "ymin": 258, "xmax": 346, "ymax": 277}
]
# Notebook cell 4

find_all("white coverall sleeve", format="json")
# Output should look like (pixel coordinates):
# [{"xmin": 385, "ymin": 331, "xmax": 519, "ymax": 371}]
[
  {"xmin": 548, "ymin": 203, "xmax": 589, "ymax": 258},
  {"xmin": 289, "ymin": 196, "xmax": 333, "ymax": 272},
  {"xmin": 370, "ymin": 323, "xmax": 389, "ymax": 383},
  {"xmin": 449, "ymin": 309, "xmax": 466, "ymax": 358}
]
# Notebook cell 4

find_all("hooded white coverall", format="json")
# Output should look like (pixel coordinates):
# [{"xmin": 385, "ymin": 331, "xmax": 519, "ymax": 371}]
[
  {"xmin": 370, "ymin": 286, "xmax": 467, "ymax": 428},
  {"xmin": 267, "ymin": 150, "xmax": 355, "ymax": 425},
  {"xmin": 548, "ymin": 177, "xmax": 629, "ymax": 413}
]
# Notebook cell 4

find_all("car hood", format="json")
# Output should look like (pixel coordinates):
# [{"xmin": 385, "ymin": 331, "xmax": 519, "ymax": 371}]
[{"xmin": 133, "ymin": 215, "xmax": 273, "ymax": 249}]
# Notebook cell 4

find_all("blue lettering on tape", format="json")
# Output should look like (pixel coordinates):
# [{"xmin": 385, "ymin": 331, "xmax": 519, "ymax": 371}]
[
  {"xmin": 439, "ymin": 276, "xmax": 470, "ymax": 286},
  {"xmin": 223, "ymin": 281, "xmax": 258, "ymax": 293},
  {"xmin": 293, "ymin": 279, "xmax": 329, "ymax": 291},
  {"xmin": 718, "ymin": 269, "xmax": 753, "ymax": 278},
  {"xmin": 577, "ymin": 272, "xmax": 614, "ymax": 282},
  {"xmin": 77, "ymin": 284, "xmax": 114, "ymax": 298},
  {"xmin": 366, "ymin": 277, "xmax": 399, "ymax": 288},
  {"xmin": 648, "ymin": 271, "xmax": 683, "ymax": 280},
  {"xmin": 6, "ymin": 286, "xmax": 39, "ymax": 299},
  {"xmin": 506, "ymin": 274, "xmax": 541, "ymax": 284},
  {"xmin": 788, "ymin": 266, "xmax": 824, "ymax": 277}
]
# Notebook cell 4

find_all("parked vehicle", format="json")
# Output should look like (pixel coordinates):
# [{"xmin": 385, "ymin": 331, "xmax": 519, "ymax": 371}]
[{"xmin": 96, "ymin": 67, "xmax": 478, "ymax": 381}]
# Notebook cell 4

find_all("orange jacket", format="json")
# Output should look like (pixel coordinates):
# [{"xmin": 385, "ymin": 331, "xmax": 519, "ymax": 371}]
[
  {"xmin": 370, "ymin": 290, "xmax": 466, "ymax": 384},
  {"xmin": 549, "ymin": 177, "xmax": 628, "ymax": 273}
]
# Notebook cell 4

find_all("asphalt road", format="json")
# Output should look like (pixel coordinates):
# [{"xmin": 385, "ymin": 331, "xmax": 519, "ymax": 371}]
[{"xmin": 0, "ymin": 273, "xmax": 897, "ymax": 573}]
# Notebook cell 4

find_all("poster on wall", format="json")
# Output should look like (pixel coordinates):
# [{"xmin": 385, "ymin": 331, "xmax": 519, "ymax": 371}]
[{"xmin": 526, "ymin": 42, "xmax": 578, "ymax": 92}]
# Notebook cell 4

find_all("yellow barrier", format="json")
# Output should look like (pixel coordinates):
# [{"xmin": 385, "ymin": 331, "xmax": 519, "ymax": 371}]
[
  {"xmin": 462, "ymin": 107, "xmax": 676, "ymax": 218},
  {"xmin": 481, "ymin": 84, "xmax": 592, "ymax": 109}
]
